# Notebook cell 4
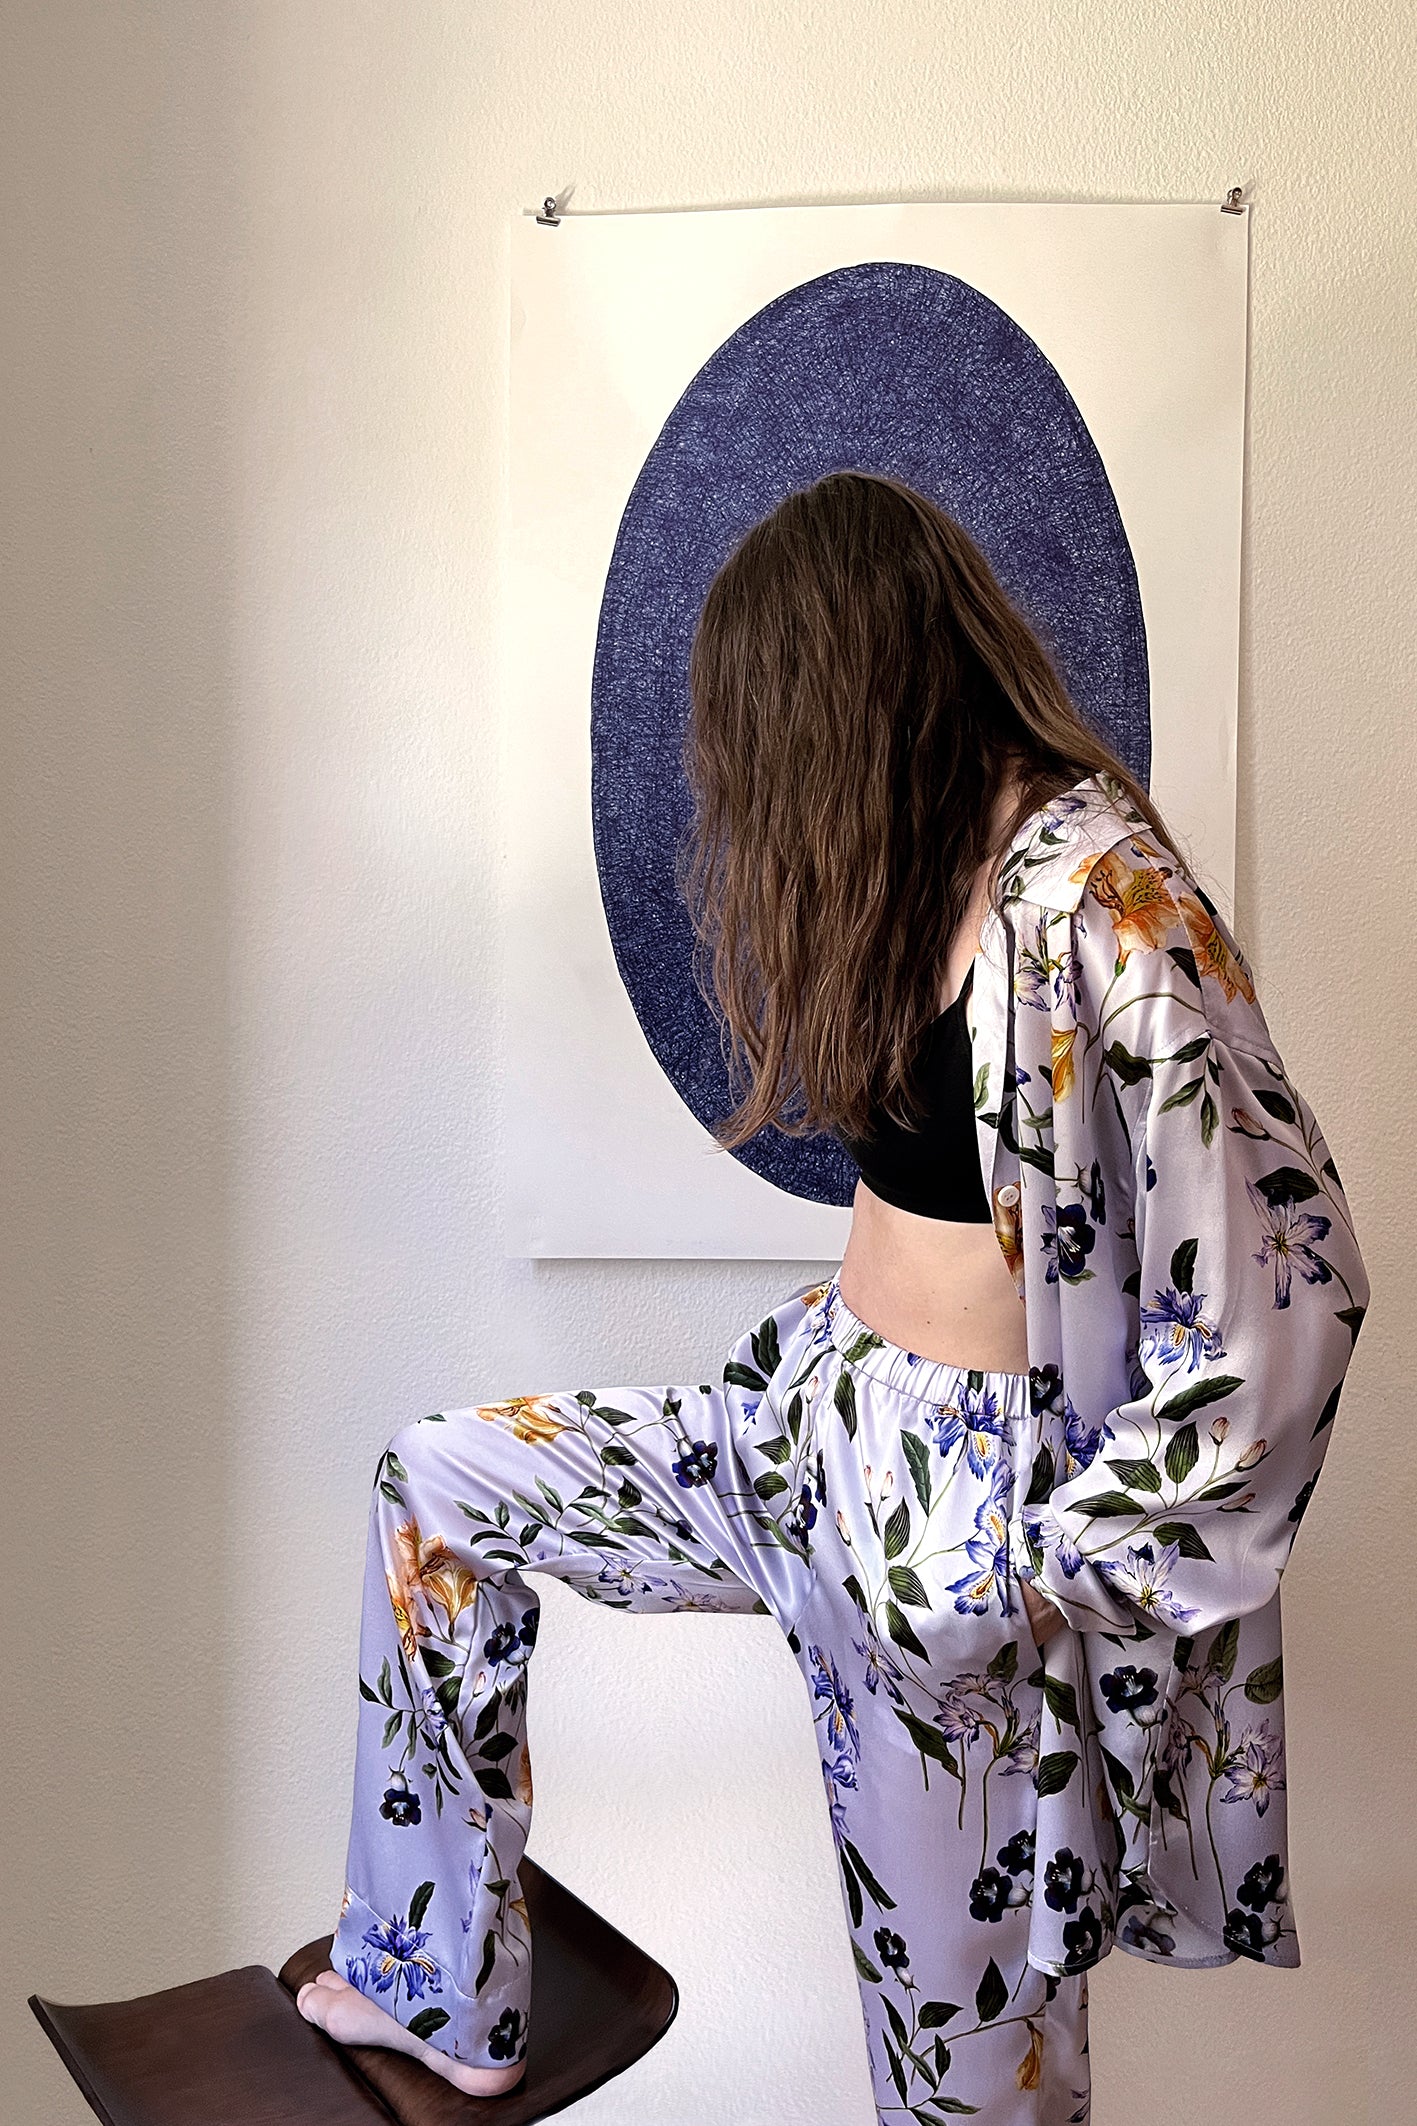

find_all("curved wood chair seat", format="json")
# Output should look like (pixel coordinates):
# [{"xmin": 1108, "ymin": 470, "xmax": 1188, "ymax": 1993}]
[{"xmin": 29, "ymin": 1853, "xmax": 679, "ymax": 2126}]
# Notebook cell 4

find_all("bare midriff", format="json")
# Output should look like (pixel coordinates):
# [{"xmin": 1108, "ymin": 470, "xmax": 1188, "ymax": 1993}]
[{"xmin": 836, "ymin": 1183, "xmax": 1030, "ymax": 1374}]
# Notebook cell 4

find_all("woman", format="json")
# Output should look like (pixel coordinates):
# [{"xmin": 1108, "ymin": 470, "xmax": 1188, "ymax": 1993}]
[{"xmin": 297, "ymin": 474, "xmax": 1370, "ymax": 2123}]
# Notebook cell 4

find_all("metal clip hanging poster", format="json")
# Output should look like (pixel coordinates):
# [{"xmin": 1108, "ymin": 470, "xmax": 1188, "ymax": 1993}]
[{"xmin": 503, "ymin": 198, "xmax": 1250, "ymax": 1258}]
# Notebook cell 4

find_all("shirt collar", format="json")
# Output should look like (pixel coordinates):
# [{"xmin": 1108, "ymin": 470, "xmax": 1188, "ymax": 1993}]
[{"xmin": 999, "ymin": 769, "xmax": 1144, "ymax": 913}]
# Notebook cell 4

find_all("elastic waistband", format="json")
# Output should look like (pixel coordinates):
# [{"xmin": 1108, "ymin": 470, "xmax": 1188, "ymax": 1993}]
[{"xmin": 817, "ymin": 1272, "xmax": 1033, "ymax": 1415}]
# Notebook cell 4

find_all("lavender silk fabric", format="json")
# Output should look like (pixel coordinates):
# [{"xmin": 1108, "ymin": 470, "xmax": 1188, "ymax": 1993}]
[{"xmin": 589, "ymin": 261, "xmax": 1150, "ymax": 1200}]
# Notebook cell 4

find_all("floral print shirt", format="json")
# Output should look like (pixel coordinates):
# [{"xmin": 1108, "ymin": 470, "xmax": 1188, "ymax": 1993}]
[{"xmin": 962, "ymin": 768, "xmax": 1370, "ymax": 1969}]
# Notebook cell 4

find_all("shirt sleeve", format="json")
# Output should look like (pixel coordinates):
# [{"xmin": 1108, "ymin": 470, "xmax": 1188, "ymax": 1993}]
[{"xmin": 1022, "ymin": 862, "xmax": 1372, "ymax": 1641}]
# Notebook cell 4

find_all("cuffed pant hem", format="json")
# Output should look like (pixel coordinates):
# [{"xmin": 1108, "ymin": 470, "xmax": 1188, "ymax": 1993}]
[{"xmin": 332, "ymin": 1884, "xmax": 530, "ymax": 2069}]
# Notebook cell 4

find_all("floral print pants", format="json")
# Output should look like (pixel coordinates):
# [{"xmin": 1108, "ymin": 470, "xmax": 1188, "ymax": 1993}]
[{"xmin": 332, "ymin": 1274, "xmax": 1090, "ymax": 2125}]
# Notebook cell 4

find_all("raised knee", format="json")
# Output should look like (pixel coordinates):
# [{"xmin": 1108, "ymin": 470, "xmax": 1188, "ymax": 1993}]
[{"xmin": 378, "ymin": 1412, "xmax": 447, "ymax": 1497}]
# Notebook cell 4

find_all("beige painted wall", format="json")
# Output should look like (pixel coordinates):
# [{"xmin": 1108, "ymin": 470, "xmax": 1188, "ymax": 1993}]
[{"xmin": 3, "ymin": 5, "xmax": 1410, "ymax": 2122}]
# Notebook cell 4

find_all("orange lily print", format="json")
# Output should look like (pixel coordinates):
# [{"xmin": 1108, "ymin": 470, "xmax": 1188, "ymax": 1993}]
[
  {"xmin": 1070, "ymin": 842, "xmax": 1181, "ymax": 963},
  {"xmin": 475, "ymin": 1395, "xmax": 571, "ymax": 1446},
  {"xmin": 388, "ymin": 1515, "xmax": 479, "ymax": 1654},
  {"xmin": 1050, "ymin": 1020, "xmax": 1077, "ymax": 1105},
  {"xmin": 1174, "ymin": 884, "xmax": 1258, "ymax": 1005}
]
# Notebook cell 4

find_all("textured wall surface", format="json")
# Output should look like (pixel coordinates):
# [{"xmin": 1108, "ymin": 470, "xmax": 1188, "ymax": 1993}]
[{"xmin": 3, "ymin": 5, "xmax": 1410, "ymax": 2123}]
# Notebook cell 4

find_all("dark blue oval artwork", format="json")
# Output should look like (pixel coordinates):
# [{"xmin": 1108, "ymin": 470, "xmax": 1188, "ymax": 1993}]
[{"xmin": 589, "ymin": 260, "xmax": 1150, "ymax": 1207}]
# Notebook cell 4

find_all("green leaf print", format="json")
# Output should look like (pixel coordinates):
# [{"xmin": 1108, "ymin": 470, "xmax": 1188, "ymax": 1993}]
[
  {"xmin": 918, "ymin": 2000, "xmax": 961, "ymax": 2028},
  {"xmin": 974, "ymin": 1955, "xmax": 1008, "ymax": 2022},
  {"xmin": 839, "ymin": 1847, "xmax": 864, "ymax": 1928},
  {"xmin": 754, "ymin": 1433, "xmax": 793, "ymax": 1464},
  {"xmin": 885, "ymin": 1600, "xmax": 929, "ymax": 1659},
  {"xmin": 987, "ymin": 1640, "xmax": 1018, "ymax": 1684},
  {"xmin": 1035, "ymin": 1750, "xmax": 1080, "ymax": 1796},
  {"xmin": 1153, "ymin": 1519, "xmax": 1214, "ymax": 1558},
  {"xmin": 1157, "ymin": 1076, "xmax": 1204, "ymax": 1115},
  {"xmin": 888, "ymin": 1564, "xmax": 929, "ymax": 1609},
  {"xmin": 851, "ymin": 1937, "xmax": 882, "ymax": 1983},
  {"xmin": 1100, "ymin": 1747, "xmax": 1135, "ymax": 1805},
  {"xmin": 377, "ymin": 1658, "xmax": 394, "ymax": 1705},
  {"xmin": 476, "ymin": 1928, "xmax": 497, "ymax": 1993},
  {"xmin": 1024, "ymin": 1442, "xmax": 1056, "ymax": 1506},
  {"xmin": 751, "ymin": 1314, "xmax": 783, "ymax": 1380},
  {"xmin": 724, "ymin": 1361, "xmax": 768, "ymax": 1391},
  {"xmin": 407, "ymin": 2007, "xmax": 449, "ymax": 2040},
  {"xmin": 1105, "ymin": 1457, "xmax": 1162, "ymax": 1492},
  {"xmin": 892, "ymin": 1707, "xmax": 960, "ymax": 1777},
  {"xmin": 1164, "ymin": 1421, "xmax": 1200, "ymax": 1483},
  {"xmin": 422, "ymin": 1649, "xmax": 457, "ymax": 1678},
  {"xmin": 1042, "ymin": 1675, "xmax": 1080, "ymax": 1733},
  {"xmin": 883, "ymin": 1499, "xmax": 911, "ymax": 1560},
  {"xmin": 903, "ymin": 1429, "xmax": 932, "ymax": 1511},
  {"xmin": 1070, "ymin": 1489, "xmax": 1146, "ymax": 1518},
  {"xmin": 408, "ymin": 1880, "xmax": 435, "ymax": 1929},
  {"xmin": 834, "ymin": 1370, "xmax": 858, "ymax": 1440},
  {"xmin": 753, "ymin": 1470, "xmax": 790, "ymax": 1501},
  {"xmin": 1101, "ymin": 1038, "xmax": 1154, "ymax": 1088},
  {"xmin": 1211, "ymin": 1618, "xmax": 1241, "ymax": 1680},
  {"xmin": 1245, "ymin": 1656, "xmax": 1284, "ymax": 1704},
  {"xmin": 842, "ymin": 1839, "xmax": 896, "ymax": 1910},
  {"xmin": 381, "ymin": 1712, "xmax": 402, "ymax": 1748},
  {"xmin": 843, "ymin": 1329, "xmax": 885, "ymax": 1364},
  {"xmin": 1154, "ymin": 1373, "xmax": 1244, "ymax": 1419}
]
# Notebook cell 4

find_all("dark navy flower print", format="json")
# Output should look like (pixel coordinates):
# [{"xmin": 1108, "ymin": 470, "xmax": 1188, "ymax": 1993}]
[
  {"xmin": 1043, "ymin": 1848, "xmax": 1095, "ymax": 1915},
  {"xmin": 380, "ymin": 1774, "xmax": 422, "ymax": 1827},
  {"xmin": 482, "ymin": 1620, "xmax": 520, "ymax": 1665},
  {"xmin": 1098, "ymin": 1663, "xmax": 1161, "ymax": 1720},
  {"xmin": 969, "ymin": 1867, "xmax": 1018, "ymax": 1922},
  {"xmin": 1045, "ymin": 1201, "xmax": 1097, "ymax": 1285},
  {"xmin": 672, "ymin": 1439, "xmax": 718, "ymax": 1487},
  {"xmin": 1061, "ymin": 1907, "xmax": 1103, "ymax": 1968},
  {"xmin": 873, "ymin": 1927, "xmax": 909, "ymax": 1973},
  {"xmin": 487, "ymin": 2005, "xmax": 525, "ymax": 2060}
]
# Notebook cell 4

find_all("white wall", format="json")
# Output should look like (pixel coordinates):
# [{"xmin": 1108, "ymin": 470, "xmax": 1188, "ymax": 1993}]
[{"xmin": 3, "ymin": 5, "xmax": 1410, "ymax": 2123}]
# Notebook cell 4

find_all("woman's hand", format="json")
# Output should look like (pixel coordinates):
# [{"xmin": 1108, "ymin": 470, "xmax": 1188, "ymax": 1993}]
[{"xmin": 1020, "ymin": 1576, "xmax": 1069, "ymax": 1649}]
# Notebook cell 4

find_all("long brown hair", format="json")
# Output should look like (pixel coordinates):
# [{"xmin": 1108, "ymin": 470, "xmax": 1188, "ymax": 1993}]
[{"xmin": 677, "ymin": 470, "xmax": 1192, "ymax": 1150}]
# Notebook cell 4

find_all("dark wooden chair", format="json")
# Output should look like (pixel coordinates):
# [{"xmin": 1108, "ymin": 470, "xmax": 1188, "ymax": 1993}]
[{"xmin": 28, "ymin": 1852, "xmax": 679, "ymax": 2126}]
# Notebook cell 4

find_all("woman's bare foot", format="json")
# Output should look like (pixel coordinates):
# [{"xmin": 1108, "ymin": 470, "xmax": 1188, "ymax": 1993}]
[{"xmin": 296, "ymin": 1969, "xmax": 525, "ymax": 2096}]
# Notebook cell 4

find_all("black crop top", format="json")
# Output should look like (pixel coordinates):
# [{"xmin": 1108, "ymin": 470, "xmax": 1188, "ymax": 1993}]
[{"xmin": 835, "ymin": 961, "xmax": 993, "ymax": 1222}]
